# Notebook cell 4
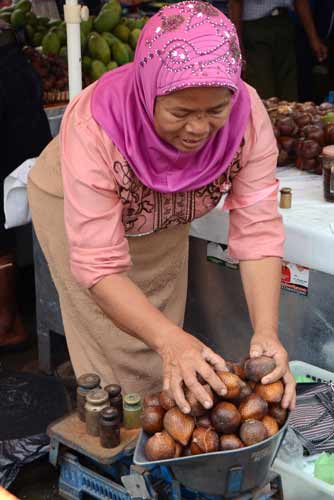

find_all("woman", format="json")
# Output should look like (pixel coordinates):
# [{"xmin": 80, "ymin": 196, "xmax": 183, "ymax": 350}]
[{"xmin": 28, "ymin": 1, "xmax": 295, "ymax": 414}]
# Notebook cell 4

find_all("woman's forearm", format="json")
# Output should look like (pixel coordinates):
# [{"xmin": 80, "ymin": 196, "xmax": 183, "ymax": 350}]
[
  {"xmin": 239, "ymin": 257, "xmax": 281, "ymax": 337},
  {"xmin": 90, "ymin": 273, "xmax": 180, "ymax": 353}
]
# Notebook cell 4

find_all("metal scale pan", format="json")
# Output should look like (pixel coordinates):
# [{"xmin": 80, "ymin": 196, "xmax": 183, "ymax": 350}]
[{"xmin": 134, "ymin": 419, "xmax": 288, "ymax": 498}]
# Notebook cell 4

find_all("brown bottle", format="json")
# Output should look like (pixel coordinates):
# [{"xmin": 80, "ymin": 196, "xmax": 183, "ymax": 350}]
[
  {"xmin": 105, "ymin": 384, "xmax": 123, "ymax": 423},
  {"xmin": 99, "ymin": 407, "xmax": 121, "ymax": 448},
  {"xmin": 76, "ymin": 373, "xmax": 101, "ymax": 422},
  {"xmin": 85, "ymin": 389, "xmax": 109, "ymax": 437},
  {"xmin": 322, "ymin": 146, "xmax": 334, "ymax": 202}
]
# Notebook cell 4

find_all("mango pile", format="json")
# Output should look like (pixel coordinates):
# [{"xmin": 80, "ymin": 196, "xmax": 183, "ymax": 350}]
[{"xmin": 0, "ymin": 0, "xmax": 147, "ymax": 84}]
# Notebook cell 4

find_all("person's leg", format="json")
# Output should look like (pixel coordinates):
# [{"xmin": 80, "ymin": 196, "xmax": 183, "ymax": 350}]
[
  {"xmin": 242, "ymin": 17, "xmax": 277, "ymax": 99},
  {"xmin": 273, "ymin": 14, "xmax": 298, "ymax": 101}
]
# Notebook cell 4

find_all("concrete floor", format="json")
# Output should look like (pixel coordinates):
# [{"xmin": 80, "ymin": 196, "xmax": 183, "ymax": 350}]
[{"xmin": 2, "ymin": 266, "xmax": 66, "ymax": 500}]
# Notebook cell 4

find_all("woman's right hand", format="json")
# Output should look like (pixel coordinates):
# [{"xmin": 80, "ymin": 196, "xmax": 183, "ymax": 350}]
[{"xmin": 158, "ymin": 328, "xmax": 228, "ymax": 414}]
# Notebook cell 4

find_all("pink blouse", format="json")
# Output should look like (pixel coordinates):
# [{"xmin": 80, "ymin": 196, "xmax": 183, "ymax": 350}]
[{"xmin": 60, "ymin": 83, "xmax": 284, "ymax": 289}]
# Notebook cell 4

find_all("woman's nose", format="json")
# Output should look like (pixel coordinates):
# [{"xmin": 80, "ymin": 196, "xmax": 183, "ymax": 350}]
[{"xmin": 185, "ymin": 114, "xmax": 210, "ymax": 136}]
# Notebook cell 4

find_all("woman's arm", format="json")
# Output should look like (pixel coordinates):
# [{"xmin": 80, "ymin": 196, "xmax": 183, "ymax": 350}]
[
  {"xmin": 225, "ymin": 87, "xmax": 296, "ymax": 410},
  {"xmin": 91, "ymin": 273, "xmax": 228, "ymax": 413},
  {"xmin": 239, "ymin": 258, "xmax": 295, "ymax": 409}
]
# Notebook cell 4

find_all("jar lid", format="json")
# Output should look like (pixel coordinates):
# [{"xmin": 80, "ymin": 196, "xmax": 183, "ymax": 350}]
[
  {"xmin": 322, "ymin": 145, "xmax": 334, "ymax": 157},
  {"xmin": 77, "ymin": 373, "xmax": 101, "ymax": 389},
  {"xmin": 124, "ymin": 393, "xmax": 141, "ymax": 406},
  {"xmin": 104, "ymin": 384, "xmax": 122, "ymax": 398},
  {"xmin": 101, "ymin": 407, "xmax": 120, "ymax": 421},
  {"xmin": 280, "ymin": 187, "xmax": 292, "ymax": 194},
  {"xmin": 110, "ymin": 393, "xmax": 123, "ymax": 404},
  {"xmin": 86, "ymin": 388, "xmax": 109, "ymax": 405}
]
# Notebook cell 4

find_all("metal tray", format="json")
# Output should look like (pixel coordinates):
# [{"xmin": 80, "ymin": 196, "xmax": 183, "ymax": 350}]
[{"xmin": 133, "ymin": 421, "xmax": 288, "ymax": 496}]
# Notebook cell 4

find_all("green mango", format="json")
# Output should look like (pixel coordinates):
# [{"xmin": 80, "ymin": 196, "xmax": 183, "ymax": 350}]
[
  {"xmin": 112, "ymin": 41, "xmax": 129, "ymax": 66},
  {"xmin": 50, "ymin": 27, "xmax": 66, "ymax": 46},
  {"xmin": 31, "ymin": 30, "xmax": 44, "ymax": 46},
  {"xmin": 48, "ymin": 19, "xmax": 62, "ymax": 28},
  {"xmin": 82, "ymin": 55, "xmax": 92, "ymax": 74},
  {"xmin": 94, "ymin": 3, "xmax": 121, "ymax": 33},
  {"xmin": 129, "ymin": 28, "xmax": 140, "ymax": 50},
  {"xmin": 80, "ymin": 30, "xmax": 87, "ymax": 51},
  {"xmin": 125, "ymin": 18, "xmax": 136, "ymax": 30},
  {"xmin": 101, "ymin": 31, "xmax": 118, "ymax": 48},
  {"xmin": 25, "ymin": 11, "xmax": 37, "ymax": 25},
  {"xmin": 59, "ymin": 46, "xmax": 67, "ymax": 59},
  {"xmin": 113, "ymin": 23, "xmax": 130, "ymax": 42},
  {"xmin": 91, "ymin": 59, "xmax": 107, "ymax": 81},
  {"xmin": 102, "ymin": 0, "xmax": 120, "ymax": 11},
  {"xmin": 10, "ymin": 9, "xmax": 26, "ymax": 28},
  {"xmin": 88, "ymin": 32, "xmax": 111, "ymax": 65},
  {"xmin": 133, "ymin": 18, "xmax": 145, "ymax": 29},
  {"xmin": 15, "ymin": 0, "xmax": 31, "ymax": 13},
  {"xmin": 124, "ymin": 43, "xmax": 134, "ymax": 61},
  {"xmin": 37, "ymin": 16, "xmax": 49, "ymax": 26},
  {"xmin": 25, "ymin": 23, "xmax": 35, "ymax": 41},
  {"xmin": 322, "ymin": 112, "xmax": 334, "ymax": 125},
  {"xmin": 42, "ymin": 31, "xmax": 61, "ymax": 55},
  {"xmin": 0, "ymin": 12, "xmax": 11, "ymax": 22},
  {"xmin": 107, "ymin": 61, "xmax": 118, "ymax": 71},
  {"xmin": 80, "ymin": 16, "xmax": 93, "ymax": 37}
]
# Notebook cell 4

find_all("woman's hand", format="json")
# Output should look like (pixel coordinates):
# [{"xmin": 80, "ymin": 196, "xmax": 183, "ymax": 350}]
[
  {"xmin": 158, "ymin": 329, "xmax": 228, "ymax": 414},
  {"xmin": 250, "ymin": 333, "xmax": 296, "ymax": 411}
]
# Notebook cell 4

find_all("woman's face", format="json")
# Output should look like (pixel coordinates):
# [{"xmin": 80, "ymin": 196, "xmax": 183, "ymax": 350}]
[{"xmin": 154, "ymin": 86, "xmax": 232, "ymax": 152}]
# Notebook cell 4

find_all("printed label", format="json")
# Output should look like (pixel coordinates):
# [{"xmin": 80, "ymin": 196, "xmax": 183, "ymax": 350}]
[{"xmin": 281, "ymin": 262, "xmax": 310, "ymax": 296}]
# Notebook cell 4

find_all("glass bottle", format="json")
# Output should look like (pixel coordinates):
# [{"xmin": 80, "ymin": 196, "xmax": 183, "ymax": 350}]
[
  {"xmin": 123, "ymin": 393, "xmax": 142, "ymax": 429},
  {"xmin": 99, "ymin": 407, "xmax": 121, "ymax": 448},
  {"xmin": 76, "ymin": 373, "xmax": 101, "ymax": 422},
  {"xmin": 279, "ymin": 187, "xmax": 292, "ymax": 209},
  {"xmin": 85, "ymin": 389, "xmax": 109, "ymax": 437},
  {"xmin": 322, "ymin": 146, "xmax": 334, "ymax": 202},
  {"xmin": 105, "ymin": 384, "xmax": 123, "ymax": 423}
]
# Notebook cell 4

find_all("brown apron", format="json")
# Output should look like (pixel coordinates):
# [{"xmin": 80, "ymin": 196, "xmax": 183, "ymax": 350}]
[{"xmin": 28, "ymin": 137, "xmax": 190, "ymax": 395}]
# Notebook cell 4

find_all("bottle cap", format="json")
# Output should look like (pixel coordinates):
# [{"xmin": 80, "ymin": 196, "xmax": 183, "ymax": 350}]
[
  {"xmin": 280, "ymin": 187, "xmax": 292, "ymax": 194},
  {"xmin": 124, "ymin": 393, "xmax": 141, "ymax": 406},
  {"xmin": 101, "ymin": 407, "xmax": 120, "ymax": 422},
  {"xmin": 322, "ymin": 145, "xmax": 334, "ymax": 157},
  {"xmin": 77, "ymin": 373, "xmax": 100, "ymax": 389},
  {"xmin": 104, "ymin": 384, "xmax": 122, "ymax": 398},
  {"xmin": 86, "ymin": 388, "xmax": 109, "ymax": 405}
]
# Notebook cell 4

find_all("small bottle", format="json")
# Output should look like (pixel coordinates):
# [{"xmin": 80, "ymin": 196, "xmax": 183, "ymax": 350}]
[
  {"xmin": 85, "ymin": 389, "xmax": 109, "ymax": 437},
  {"xmin": 105, "ymin": 385, "xmax": 124, "ymax": 424},
  {"xmin": 322, "ymin": 146, "xmax": 334, "ymax": 202},
  {"xmin": 279, "ymin": 187, "xmax": 292, "ymax": 209},
  {"xmin": 99, "ymin": 407, "xmax": 121, "ymax": 449},
  {"xmin": 123, "ymin": 393, "xmax": 142, "ymax": 429},
  {"xmin": 76, "ymin": 373, "xmax": 101, "ymax": 422}
]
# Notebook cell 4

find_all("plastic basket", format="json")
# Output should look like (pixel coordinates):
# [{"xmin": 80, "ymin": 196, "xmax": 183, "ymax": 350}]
[{"xmin": 272, "ymin": 360, "xmax": 334, "ymax": 500}]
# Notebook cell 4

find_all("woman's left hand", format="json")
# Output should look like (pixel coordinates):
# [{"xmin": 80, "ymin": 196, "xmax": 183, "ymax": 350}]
[{"xmin": 249, "ymin": 333, "xmax": 296, "ymax": 411}]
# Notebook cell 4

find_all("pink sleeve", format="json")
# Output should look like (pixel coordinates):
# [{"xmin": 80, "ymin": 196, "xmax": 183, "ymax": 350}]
[
  {"xmin": 224, "ymin": 86, "xmax": 284, "ymax": 260},
  {"xmin": 60, "ymin": 103, "xmax": 131, "ymax": 289}
]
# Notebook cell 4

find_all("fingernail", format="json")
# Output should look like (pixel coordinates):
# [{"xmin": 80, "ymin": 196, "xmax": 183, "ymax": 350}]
[
  {"xmin": 204, "ymin": 400, "xmax": 212, "ymax": 409},
  {"xmin": 183, "ymin": 406, "xmax": 190, "ymax": 414},
  {"xmin": 220, "ymin": 389, "xmax": 226, "ymax": 396}
]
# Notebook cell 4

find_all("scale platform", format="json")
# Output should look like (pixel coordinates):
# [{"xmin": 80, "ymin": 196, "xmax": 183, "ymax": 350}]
[{"xmin": 47, "ymin": 413, "xmax": 284, "ymax": 500}]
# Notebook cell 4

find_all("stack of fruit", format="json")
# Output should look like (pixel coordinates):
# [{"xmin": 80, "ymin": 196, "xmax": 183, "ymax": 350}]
[
  {"xmin": 142, "ymin": 356, "xmax": 288, "ymax": 461},
  {"xmin": 0, "ymin": 0, "xmax": 147, "ymax": 101},
  {"xmin": 264, "ymin": 97, "xmax": 334, "ymax": 174}
]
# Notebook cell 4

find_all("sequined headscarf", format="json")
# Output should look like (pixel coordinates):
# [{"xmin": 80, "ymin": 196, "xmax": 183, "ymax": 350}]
[{"xmin": 91, "ymin": 1, "xmax": 251, "ymax": 193}]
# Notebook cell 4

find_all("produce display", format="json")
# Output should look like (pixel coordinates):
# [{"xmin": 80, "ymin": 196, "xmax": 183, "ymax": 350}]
[
  {"xmin": 142, "ymin": 356, "xmax": 288, "ymax": 461},
  {"xmin": 263, "ymin": 98, "xmax": 334, "ymax": 174},
  {"xmin": 0, "ymin": 0, "xmax": 147, "ymax": 103}
]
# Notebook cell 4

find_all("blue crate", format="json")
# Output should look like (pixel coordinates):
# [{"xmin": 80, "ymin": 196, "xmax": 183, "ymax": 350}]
[{"xmin": 59, "ymin": 453, "xmax": 131, "ymax": 500}]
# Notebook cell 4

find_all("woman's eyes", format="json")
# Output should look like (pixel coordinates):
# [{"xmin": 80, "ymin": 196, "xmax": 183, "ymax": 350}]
[{"xmin": 170, "ymin": 107, "xmax": 226, "ymax": 119}]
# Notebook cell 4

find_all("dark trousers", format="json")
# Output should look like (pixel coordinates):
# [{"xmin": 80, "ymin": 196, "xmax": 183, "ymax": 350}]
[
  {"xmin": 0, "ymin": 44, "xmax": 51, "ymax": 253},
  {"xmin": 243, "ymin": 13, "xmax": 298, "ymax": 101}
]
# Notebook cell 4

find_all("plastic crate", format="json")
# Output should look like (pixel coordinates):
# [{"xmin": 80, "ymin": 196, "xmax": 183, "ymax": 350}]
[{"xmin": 272, "ymin": 360, "xmax": 334, "ymax": 500}]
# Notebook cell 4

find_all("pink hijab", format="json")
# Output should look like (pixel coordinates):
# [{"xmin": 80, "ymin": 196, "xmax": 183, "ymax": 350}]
[{"xmin": 91, "ymin": 1, "xmax": 250, "ymax": 193}]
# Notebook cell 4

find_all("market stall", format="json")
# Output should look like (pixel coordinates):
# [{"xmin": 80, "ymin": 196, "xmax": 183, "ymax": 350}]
[{"xmin": 186, "ymin": 166, "xmax": 334, "ymax": 372}]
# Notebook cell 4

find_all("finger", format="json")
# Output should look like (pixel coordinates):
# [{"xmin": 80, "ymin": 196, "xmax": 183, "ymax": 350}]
[
  {"xmin": 281, "ymin": 372, "xmax": 296, "ymax": 410},
  {"xmin": 183, "ymin": 371, "xmax": 215, "ymax": 409},
  {"xmin": 197, "ymin": 361, "xmax": 227, "ymax": 397},
  {"xmin": 162, "ymin": 362, "xmax": 172, "ymax": 392},
  {"xmin": 249, "ymin": 342, "xmax": 265, "ymax": 358},
  {"xmin": 202, "ymin": 347, "xmax": 227, "ymax": 372},
  {"xmin": 170, "ymin": 370, "xmax": 191, "ymax": 414},
  {"xmin": 262, "ymin": 351, "xmax": 288, "ymax": 384}
]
